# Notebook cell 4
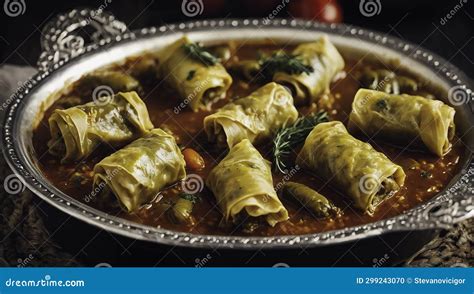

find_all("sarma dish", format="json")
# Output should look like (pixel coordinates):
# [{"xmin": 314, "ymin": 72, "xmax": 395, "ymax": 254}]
[
  {"xmin": 349, "ymin": 89, "xmax": 456, "ymax": 157},
  {"xmin": 30, "ymin": 34, "xmax": 466, "ymax": 238},
  {"xmin": 47, "ymin": 91, "xmax": 153, "ymax": 163},
  {"xmin": 204, "ymin": 82, "xmax": 298, "ymax": 148},
  {"xmin": 158, "ymin": 36, "xmax": 233, "ymax": 112},
  {"xmin": 297, "ymin": 121, "xmax": 406, "ymax": 214},
  {"xmin": 206, "ymin": 139, "xmax": 288, "ymax": 227},
  {"xmin": 93, "ymin": 128, "xmax": 186, "ymax": 212}
]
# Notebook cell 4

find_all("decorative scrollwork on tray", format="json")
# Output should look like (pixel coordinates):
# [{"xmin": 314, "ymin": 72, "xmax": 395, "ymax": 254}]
[
  {"xmin": 37, "ymin": 8, "xmax": 130, "ymax": 71},
  {"xmin": 391, "ymin": 162, "xmax": 474, "ymax": 231}
]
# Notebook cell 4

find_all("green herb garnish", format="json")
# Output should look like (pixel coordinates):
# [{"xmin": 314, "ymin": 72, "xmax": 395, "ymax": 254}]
[
  {"xmin": 272, "ymin": 111, "xmax": 329, "ymax": 174},
  {"xmin": 186, "ymin": 70, "xmax": 196, "ymax": 81},
  {"xmin": 180, "ymin": 193, "xmax": 201, "ymax": 203},
  {"xmin": 182, "ymin": 43, "xmax": 218, "ymax": 66},
  {"xmin": 420, "ymin": 170, "xmax": 432, "ymax": 179},
  {"xmin": 375, "ymin": 99, "xmax": 389, "ymax": 111},
  {"xmin": 260, "ymin": 51, "xmax": 313, "ymax": 78}
]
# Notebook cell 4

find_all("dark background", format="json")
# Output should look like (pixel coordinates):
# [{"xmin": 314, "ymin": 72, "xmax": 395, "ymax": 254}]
[{"xmin": 0, "ymin": 0, "xmax": 473, "ymax": 77}]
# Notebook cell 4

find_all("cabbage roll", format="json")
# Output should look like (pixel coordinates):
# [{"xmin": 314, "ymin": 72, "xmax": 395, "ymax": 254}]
[
  {"xmin": 203, "ymin": 82, "xmax": 298, "ymax": 148},
  {"xmin": 349, "ymin": 89, "xmax": 456, "ymax": 157},
  {"xmin": 93, "ymin": 128, "xmax": 186, "ymax": 212},
  {"xmin": 48, "ymin": 91, "xmax": 153, "ymax": 163},
  {"xmin": 297, "ymin": 121, "xmax": 406, "ymax": 214},
  {"xmin": 206, "ymin": 139, "xmax": 288, "ymax": 226},
  {"xmin": 159, "ymin": 36, "xmax": 232, "ymax": 112},
  {"xmin": 273, "ymin": 36, "xmax": 344, "ymax": 105}
]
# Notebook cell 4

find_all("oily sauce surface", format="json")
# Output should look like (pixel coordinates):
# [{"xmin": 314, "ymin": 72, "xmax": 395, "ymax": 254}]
[{"xmin": 32, "ymin": 43, "xmax": 465, "ymax": 236}]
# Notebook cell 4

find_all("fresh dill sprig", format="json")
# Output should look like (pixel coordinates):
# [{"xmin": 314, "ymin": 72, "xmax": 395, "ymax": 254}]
[
  {"xmin": 260, "ymin": 51, "xmax": 313, "ymax": 78},
  {"xmin": 180, "ymin": 193, "xmax": 201, "ymax": 204},
  {"xmin": 182, "ymin": 43, "xmax": 218, "ymax": 66},
  {"xmin": 272, "ymin": 111, "xmax": 329, "ymax": 174}
]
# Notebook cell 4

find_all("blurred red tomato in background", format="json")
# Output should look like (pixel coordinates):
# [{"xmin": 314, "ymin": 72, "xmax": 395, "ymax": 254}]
[{"xmin": 289, "ymin": 0, "xmax": 343, "ymax": 23}]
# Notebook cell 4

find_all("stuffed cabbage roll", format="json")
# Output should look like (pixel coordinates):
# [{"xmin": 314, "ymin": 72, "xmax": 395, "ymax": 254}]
[
  {"xmin": 93, "ymin": 128, "xmax": 186, "ymax": 212},
  {"xmin": 273, "ymin": 36, "xmax": 344, "ymax": 105},
  {"xmin": 159, "ymin": 36, "xmax": 232, "ymax": 112},
  {"xmin": 349, "ymin": 89, "xmax": 456, "ymax": 157},
  {"xmin": 206, "ymin": 139, "xmax": 288, "ymax": 226},
  {"xmin": 48, "ymin": 91, "xmax": 153, "ymax": 163},
  {"xmin": 297, "ymin": 121, "xmax": 406, "ymax": 214},
  {"xmin": 203, "ymin": 82, "xmax": 298, "ymax": 148}
]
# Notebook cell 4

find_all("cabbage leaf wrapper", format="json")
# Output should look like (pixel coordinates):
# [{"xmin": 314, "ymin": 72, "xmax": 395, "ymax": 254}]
[
  {"xmin": 204, "ymin": 82, "xmax": 298, "ymax": 148},
  {"xmin": 48, "ymin": 91, "xmax": 153, "ymax": 163},
  {"xmin": 93, "ymin": 128, "xmax": 186, "ymax": 212},
  {"xmin": 273, "ymin": 36, "xmax": 344, "ymax": 105},
  {"xmin": 349, "ymin": 89, "xmax": 455, "ymax": 157},
  {"xmin": 297, "ymin": 121, "xmax": 406, "ymax": 214},
  {"xmin": 159, "ymin": 36, "xmax": 232, "ymax": 111},
  {"xmin": 206, "ymin": 139, "xmax": 288, "ymax": 226}
]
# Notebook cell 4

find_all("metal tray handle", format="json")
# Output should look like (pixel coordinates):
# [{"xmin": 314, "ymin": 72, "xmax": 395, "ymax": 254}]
[{"xmin": 37, "ymin": 8, "xmax": 130, "ymax": 72}]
